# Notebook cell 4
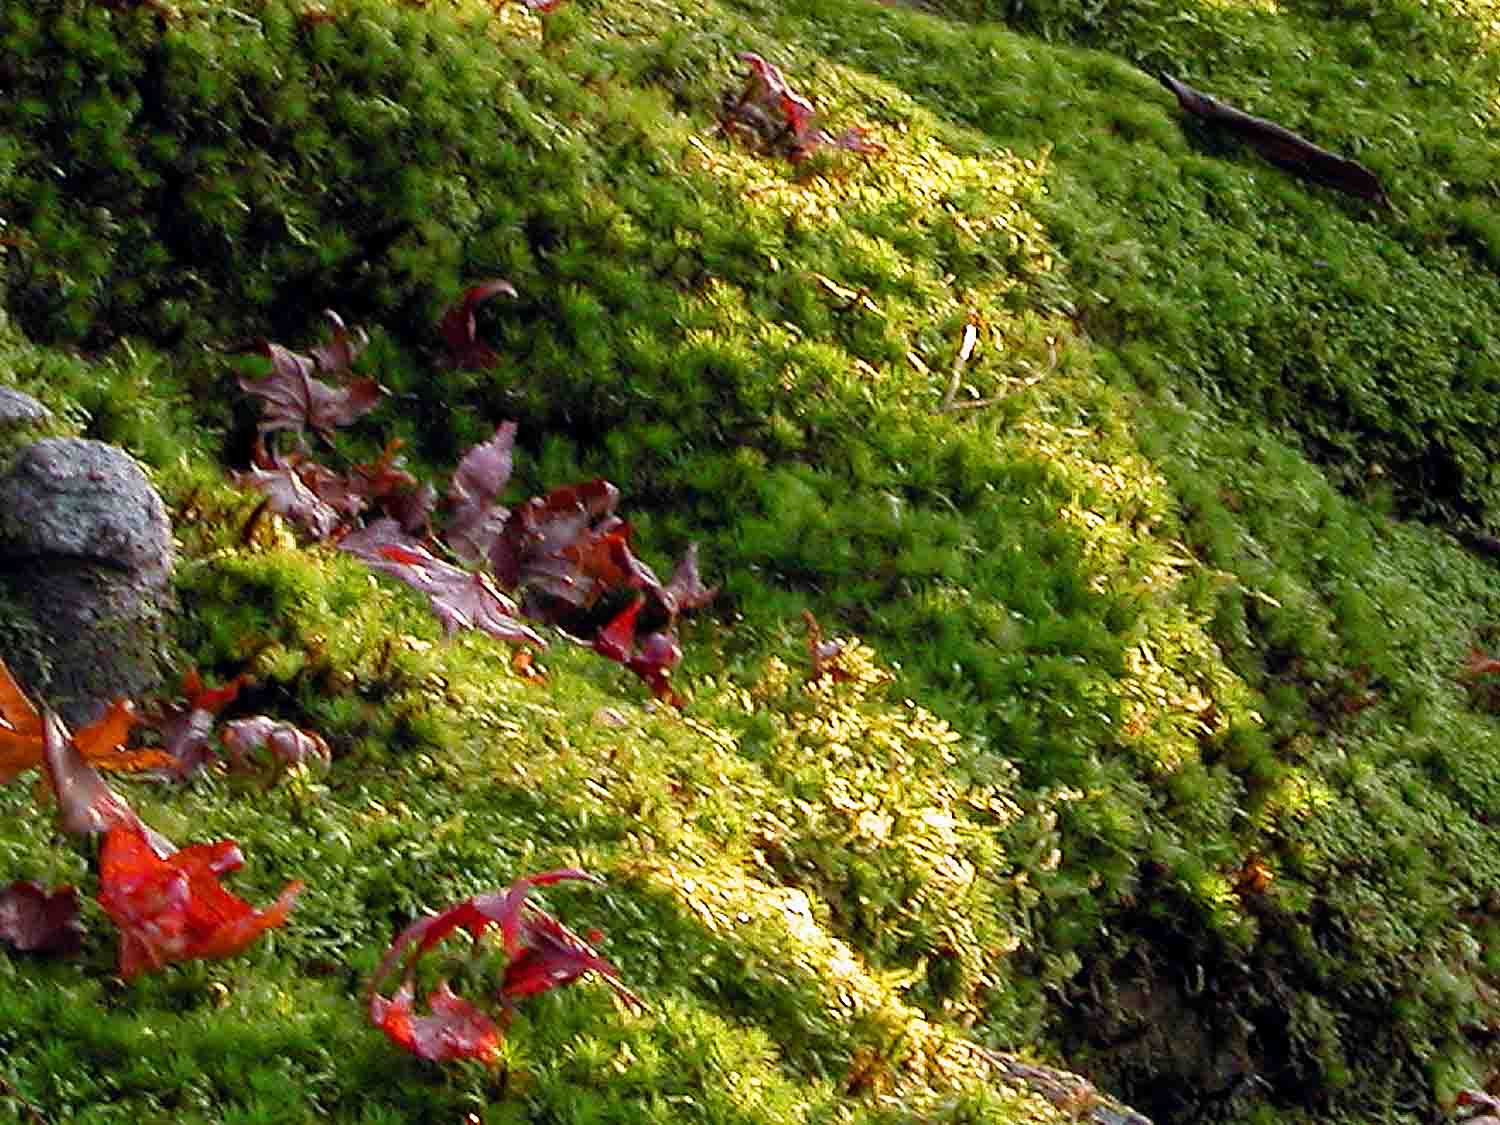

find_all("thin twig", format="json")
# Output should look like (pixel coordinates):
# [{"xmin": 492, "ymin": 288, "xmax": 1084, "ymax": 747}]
[{"xmin": 939, "ymin": 321, "xmax": 979, "ymax": 410}]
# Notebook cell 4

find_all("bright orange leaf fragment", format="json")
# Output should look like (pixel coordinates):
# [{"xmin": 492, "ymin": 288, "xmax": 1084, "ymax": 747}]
[
  {"xmin": 0, "ymin": 657, "xmax": 169, "ymax": 782},
  {"xmin": 96, "ymin": 822, "xmax": 302, "ymax": 979}
]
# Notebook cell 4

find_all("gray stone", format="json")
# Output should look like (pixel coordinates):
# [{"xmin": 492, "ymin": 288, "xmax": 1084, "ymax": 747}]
[
  {"xmin": 0, "ymin": 388, "xmax": 51, "ymax": 428},
  {"xmin": 0, "ymin": 438, "xmax": 174, "ymax": 725}
]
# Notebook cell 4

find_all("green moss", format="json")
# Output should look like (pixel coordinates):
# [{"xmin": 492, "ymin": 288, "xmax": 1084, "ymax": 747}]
[{"xmin": 5, "ymin": 0, "xmax": 1500, "ymax": 1121}]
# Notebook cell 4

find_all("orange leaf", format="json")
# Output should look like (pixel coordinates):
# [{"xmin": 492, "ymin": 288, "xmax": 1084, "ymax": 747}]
[
  {"xmin": 0, "ymin": 657, "xmax": 44, "ymax": 783},
  {"xmin": 0, "ymin": 661, "xmax": 165, "ymax": 780}
]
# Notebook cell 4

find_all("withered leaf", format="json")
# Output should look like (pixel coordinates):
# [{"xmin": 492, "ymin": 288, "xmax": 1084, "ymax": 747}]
[
  {"xmin": 439, "ymin": 280, "xmax": 517, "ymax": 371},
  {"xmin": 446, "ymin": 423, "xmax": 517, "ymax": 563},
  {"xmin": 0, "ymin": 880, "xmax": 83, "ymax": 955},
  {"xmin": 340, "ymin": 519, "xmax": 545, "ymax": 648}
]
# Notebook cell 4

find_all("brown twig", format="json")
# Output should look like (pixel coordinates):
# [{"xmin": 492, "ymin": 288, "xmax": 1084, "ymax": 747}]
[{"xmin": 1159, "ymin": 74, "xmax": 1386, "ymax": 204}]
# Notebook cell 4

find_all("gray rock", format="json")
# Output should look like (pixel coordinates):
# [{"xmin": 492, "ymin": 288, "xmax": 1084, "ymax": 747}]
[
  {"xmin": 0, "ymin": 438, "xmax": 174, "ymax": 725},
  {"xmin": 0, "ymin": 388, "xmax": 51, "ymax": 428}
]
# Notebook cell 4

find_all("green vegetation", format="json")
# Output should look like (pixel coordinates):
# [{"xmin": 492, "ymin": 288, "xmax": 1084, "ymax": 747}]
[{"xmin": 3, "ymin": 0, "xmax": 1500, "ymax": 1120}]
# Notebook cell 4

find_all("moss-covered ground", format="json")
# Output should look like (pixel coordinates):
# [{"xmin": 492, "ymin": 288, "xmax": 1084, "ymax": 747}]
[{"xmin": 4, "ymin": 0, "xmax": 1500, "ymax": 1120}]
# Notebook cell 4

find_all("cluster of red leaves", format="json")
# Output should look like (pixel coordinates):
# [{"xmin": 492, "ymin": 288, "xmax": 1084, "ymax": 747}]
[
  {"xmin": 368, "ymin": 868, "xmax": 641, "ymax": 1063},
  {"xmin": 234, "ymin": 294, "xmax": 717, "ymax": 702},
  {"xmin": 0, "ymin": 660, "xmax": 300, "ymax": 976},
  {"xmin": 720, "ymin": 53, "xmax": 886, "ymax": 163}
]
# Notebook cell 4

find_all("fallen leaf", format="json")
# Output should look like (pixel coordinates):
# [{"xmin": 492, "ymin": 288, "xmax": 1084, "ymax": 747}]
[
  {"xmin": 96, "ymin": 821, "xmax": 301, "ymax": 979},
  {"xmin": 368, "ymin": 869, "xmax": 640, "ymax": 1063},
  {"xmin": 0, "ymin": 880, "xmax": 83, "ymax": 955},
  {"xmin": 439, "ymin": 280, "xmax": 517, "ymax": 371},
  {"xmin": 40, "ymin": 709, "xmax": 176, "ymax": 857},
  {"xmin": 446, "ymin": 423, "xmax": 517, "ymax": 563},
  {"xmin": 369, "ymin": 979, "xmax": 503, "ymax": 1064},
  {"xmin": 222, "ymin": 716, "xmax": 331, "ymax": 773},
  {"xmin": 340, "ymin": 520, "xmax": 546, "ymax": 648}
]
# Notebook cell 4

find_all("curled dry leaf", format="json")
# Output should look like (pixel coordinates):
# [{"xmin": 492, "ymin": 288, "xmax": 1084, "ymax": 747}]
[
  {"xmin": 0, "ymin": 880, "xmax": 83, "ymax": 955},
  {"xmin": 97, "ymin": 822, "xmax": 301, "ymax": 979},
  {"xmin": 222, "ymin": 716, "xmax": 331, "ymax": 773},
  {"xmin": 41, "ymin": 709, "xmax": 176, "ymax": 858},
  {"xmin": 439, "ymin": 280, "xmax": 517, "ymax": 371}
]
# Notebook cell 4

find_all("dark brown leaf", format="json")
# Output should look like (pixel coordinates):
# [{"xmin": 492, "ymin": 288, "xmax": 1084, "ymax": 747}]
[{"xmin": 439, "ymin": 280, "xmax": 517, "ymax": 371}]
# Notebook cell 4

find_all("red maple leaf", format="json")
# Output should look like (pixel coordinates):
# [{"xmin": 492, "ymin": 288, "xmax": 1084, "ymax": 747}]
[
  {"xmin": 368, "ymin": 869, "xmax": 640, "ymax": 1063},
  {"xmin": 96, "ymin": 821, "xmax": 302, "ymax": 979},
  {"xmin": 369, "ymin": 979, "xmax": 503, "ymax": 1064}
]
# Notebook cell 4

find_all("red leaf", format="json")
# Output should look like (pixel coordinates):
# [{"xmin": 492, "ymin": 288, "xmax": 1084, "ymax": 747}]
[
  {"xmin": 367, "ymin": 869, "xmax": 638, "ymax": 1063},
  {"xmin": 500, "ymin": 905, "xmax": 641, "ymax": 1009},
  {"xmin": 96, "ymin": 822, "xmax": 301, "ymax": 979},
  {"xmin": 0, "ymin": 880, "xmax": 83, "ymax": 955},
  {"xmin": 369, "ymin": 979, "xmax": 503, "ymax": 1064},
  {"xmin": 594, "ymin": 598, "xmax": 644, "ymax": 664},
  {"xmin": 439, "ymin": 280, "xmax": 517, "ymax": 371},
  {"xmin": 446, "ymin": 423, "xmax": 517, "ymax": 563},
  {"xmin": 340, "ymin": 519, "xmax": 546, "ymax": 648}
]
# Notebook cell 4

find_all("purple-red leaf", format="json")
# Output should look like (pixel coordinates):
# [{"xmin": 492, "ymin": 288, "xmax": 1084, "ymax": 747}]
[
  {"xmin": 151, "ymin": 669, "xmax": 252, "ymax": 780},
  {"xmin": 593, "ymin": 602, "xmax": 683, "ymax": 704},
  {"xmin": 501, "ymin": 904, "xmax": 640, "ymax": 1008},
  {"xmin": 307, "ymin": 309, "xmax": 370, "ymax": 376},
  {"xmin": 446, "ymin": 423, "xmax": 517, "ymax": 563},
  {"xmin": 340, "ymin": 520, "xmax": 545, "ymax": 648},
  {"xmin": 661, "ymin": 543, "xmax": 717, "ymax": 617},
  {"xmin": 239, "ymin": 338, "xmax": 386, "ymax": 440},
  {"xmin": 489, "ymin": 479, "xmax": 622, "ymax": 608},
  {"xmin": 440, "ymin": 280, "xmax": 517, "ymax": 371},
  {"xmin": 222, "ymin": 717, "xmax": 331, "ymax": 773},
  {"xmin": 0, "ymin": 880, "xmax": 83, "ymax": 955},
  {"xmin": 234, "ymin": 449, "xmax": 344, "ymax": 539},
  {"xmin": 41, "ymin": 709, "xmax": 175, "ymax": 857}
]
